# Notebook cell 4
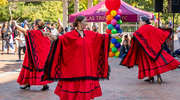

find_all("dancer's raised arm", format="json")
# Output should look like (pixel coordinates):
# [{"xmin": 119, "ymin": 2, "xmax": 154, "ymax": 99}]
[
  {"xmin": 111, "ymin": 33, "xmax": 123, "ymax": 38},
  {"xmin": 13, "ymin": 20, "xmax": 27, "ymax": 36}
]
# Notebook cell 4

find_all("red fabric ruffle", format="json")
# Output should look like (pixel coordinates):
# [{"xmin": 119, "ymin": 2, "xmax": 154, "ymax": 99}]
[{"xmin": 54, "ymin": 80, "xmax": 102, "ymax": 100}]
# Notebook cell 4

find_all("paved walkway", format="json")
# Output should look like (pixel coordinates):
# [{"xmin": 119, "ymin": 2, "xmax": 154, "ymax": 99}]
[
  {"xmin": 0, "ymin": 58, "xmax": 180, "ymax": 100},
  {"xmin": 0, "ymin": 37, "xmax": 180, "ymax": 100}
]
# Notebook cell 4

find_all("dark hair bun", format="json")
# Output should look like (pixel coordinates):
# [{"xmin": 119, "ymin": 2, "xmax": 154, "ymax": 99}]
[
  {"xmin": 35, "ymin": 19, "xmax": 45, "ymax": 29},
  {"xmin": 73, "ymin": 22, "xmax": 78, "ymax": 27},
  {"xmin": 73, "ymin": 16, "xmax": 86, "ymax": 27},
  {"xmin": 141, "ymin": 16, "xmax": 151, "ymax": 25}
]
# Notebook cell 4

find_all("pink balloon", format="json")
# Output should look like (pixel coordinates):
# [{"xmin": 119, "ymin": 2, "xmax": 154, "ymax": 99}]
[
  {"xmin": 117, "ymin": 10, "xmax": 122, "ymax": 15},
  {"xmin": 118, "ymin": 48, "xmax": 120, "ymax": 51},
  {"xmin": 111, "ymin": 19, "xmax": 117, "ymax": 25}
]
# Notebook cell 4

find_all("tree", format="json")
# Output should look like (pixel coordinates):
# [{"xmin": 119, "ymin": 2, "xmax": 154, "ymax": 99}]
[{"xmin": 0, "ymin": 0, "xmax": 8, "ymax": 6}]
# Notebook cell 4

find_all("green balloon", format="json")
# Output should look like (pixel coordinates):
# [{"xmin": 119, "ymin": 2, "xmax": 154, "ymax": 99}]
[
  {"xmin": 117, "ymin": 20, "xmax": 122, "ymax": 25},
  {"xmin": 111, "ymin": 29, "xmax": 117, "ymax": 34},
  {"xmin": 113, "ymin": 56, "xmax": 117, "ymax": 58},
  {"xmin": 112, "ymin": 47, "xmax": 117, "ymax": 53},
  {"xmin": 117, "ymin": 38, "xmax": 122, "ymax": 43}
]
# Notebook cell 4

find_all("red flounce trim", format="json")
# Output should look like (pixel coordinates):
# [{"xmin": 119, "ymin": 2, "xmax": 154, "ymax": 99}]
[
  {"xmin": 17, "ymin": 66, "xmax": 52, "ymax": 85},
  {"xmin": 137, "ymin": 48, "xmax": 180, "ymax": 79},
  {"xmin": 54, "ymin": 80, "xmax": 102, "ymax": 100}
]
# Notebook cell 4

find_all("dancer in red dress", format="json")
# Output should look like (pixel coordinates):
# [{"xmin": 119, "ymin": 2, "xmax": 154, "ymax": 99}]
[
  {"xmin": 42, "ymin": 15, "xmax": 122, "ymax": 100},
  {"xmin": 120, "ymin": 16, "xmax": 180, "ymax": 84},
  {"xmin": 14, "ymin": 19, "xmax": 52, "ymax": 90}
]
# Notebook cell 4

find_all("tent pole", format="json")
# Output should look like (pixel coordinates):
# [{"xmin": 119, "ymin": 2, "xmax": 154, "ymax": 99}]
[{"xmin": 172, "ymin": 13, "xmax": 175, "ymax": 52}]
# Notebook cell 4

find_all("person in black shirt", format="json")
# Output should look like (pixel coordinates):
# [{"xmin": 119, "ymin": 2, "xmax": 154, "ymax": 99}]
[
  {"xmin": 119, "ymin": 39, "xmax": 130, "ymax": 58},
  {"xmin": 1, "ymin": 22, "xmax": 11, "ymax": 54}
]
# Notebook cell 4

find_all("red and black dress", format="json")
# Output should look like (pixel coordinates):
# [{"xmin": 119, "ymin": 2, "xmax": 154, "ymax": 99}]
[
  {"xmin": 121, "ymin": 24, "xmax": 180, "ymax": 79},
  {"xmin": 17, "ymin": 30, "xmax": 52, "ymax": 85},
  {"xmin": 42, "ymin": 30, "xmax": 110, "ymax": 100}
]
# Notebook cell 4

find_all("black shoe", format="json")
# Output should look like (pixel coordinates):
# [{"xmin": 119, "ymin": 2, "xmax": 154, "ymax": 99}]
[
  {"xmin": 16, "ymin": 59, "xmax": 21, "ymax": 62},
  {"xmin": 41, "ymin": 85, "xmax": 49, "ymax": 91},
  {"xmin": 20, "ymin": 84, "xmax": 30, "ymax": 89},
  {"xmin": 144, "ymin": 77, "xmax": 154, "ymax": 82},
  {"xmin": 157, "ymin": 75, "xmax": 162, "ymax": 84}
]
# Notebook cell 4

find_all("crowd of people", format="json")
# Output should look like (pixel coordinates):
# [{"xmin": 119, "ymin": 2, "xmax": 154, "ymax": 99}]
[{"xmin": 0, "ymin": 19, "xmax": 99, "ymax": 62}]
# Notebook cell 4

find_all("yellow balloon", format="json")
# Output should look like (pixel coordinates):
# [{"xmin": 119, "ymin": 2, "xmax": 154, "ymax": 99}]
[
  {"xmin": 156, "ymin": 13, "xmax": 158, "ymax": 18},
  {"xmin": 115, "ymin": 51, "xmax": 120, "ymax": 57},
  {"xmin": 110, "ymin": 43, "xmax": 115, "ymax": 48},
  {"xmin": 111, "ymin": 10, "xmax": 117, "ymax": 17},
  {"xmin": 115, "ymin": 37, "xmax": 119, "ymax": 39}
]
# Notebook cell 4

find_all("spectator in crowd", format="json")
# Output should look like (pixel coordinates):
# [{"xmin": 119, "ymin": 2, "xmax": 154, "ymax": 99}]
[
  {"xmin": 57, "ymin": 26, "xmax": 64, "ymax": 36},
  {"xmin": 22, "ymin": 20, "xmax": 28, "ymax": 28},
  {"xmin": 44, "ymin": 22, "xmax": 51, "ymax": 32},
  {"xmin": 5, "ymin": 22, "xmax": 14, "ymax": 52},
  {"xmin": 166, "ymin": 19, "xmax": 173, "ymax": 29},
  {"xmin": 92, "ymin": 25, "xmax": 98, "ymax": 32},
  {"xmin": 58, "ymin": 19, "xmax": 63, "ymax": 27},
  {"xmin": 158, "ymin": 17, "xmax": 163, "ymax": 28},
  {"xmin": 45, "ymin": 27, "xmax": 53, "ymax": 42},
  {"xmin": 119, "ymin": 39, "xmax": 130, "ymax": 58},
  {"xmin": 16, "ymin": 31, "xmax": 26, "ymax": 61},
  {"xmin": 51, "ymin": 23, "xmax": 58, "ymax": 36},
  {"xmin": 1, "ymin": 21, "xmax": 11, "ymax": 54},
  {"xmin": 124, "ymin": 35, "xmax": 131, "ymax": 47},
  {"xmin": 166, "ymin": 19, "xmax": 173, "ymax": 51},
  {"xmin": 14, "ymin": 27, "xmax": 20, "ymax": 55},
  {"xmin": 65, "ymin": 23, "xmax": 73, "ymax": 33},
  {"xmin": 46, "ymin": 27, "xmax": 51, "ymax": 33},
  {"xmin": 176, "ymin": 24, "xmax": 180, "ymax": 47},
  {"xmin": 10, "ymin": 20, "xmax": 16, "ymax": 33}
]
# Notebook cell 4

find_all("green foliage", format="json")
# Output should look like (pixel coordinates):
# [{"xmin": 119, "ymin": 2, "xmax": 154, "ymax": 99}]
[
  {"xmin": 0, "ymin": 0, "xmax": 179, "ymax": 26},
  {"xmin": 123, "ymin": 0, "xmax": 180, "ymax": 25},
  {"xmin": 0, "ymin": 0, "xmax": 8, "ymax": 6},
  {"xmin": 0, "ymin": 1, "xmax": 63, "ymax": 23}
]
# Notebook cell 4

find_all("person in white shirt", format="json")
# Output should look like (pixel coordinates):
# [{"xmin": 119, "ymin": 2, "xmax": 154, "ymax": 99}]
[
  {"xmin": 51, "ymin": 23, "xmax": 58, "ymax": 36},
  {"xmin": 44, "ymin": 22, "xmax": 51, "ymax": 32},
  {"xmin": 16, "ymin": 32, "xmax": 26, "ymax": 61},
  {"xmin": 176, "ymin": 25, "xmax": 180, "ymax": 47}
]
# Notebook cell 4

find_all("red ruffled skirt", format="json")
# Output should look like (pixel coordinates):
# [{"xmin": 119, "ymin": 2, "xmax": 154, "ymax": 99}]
[
  {"xmin": 137, "ymin": 46, "xmax": 180, "ymax": 79},
  {"xmin": 54, "ymin": 80, "xmax": 102, "ymax": 100},
  {"xmin": 17, "ymin": 67, "xmax": 52, "ymax": 86}
]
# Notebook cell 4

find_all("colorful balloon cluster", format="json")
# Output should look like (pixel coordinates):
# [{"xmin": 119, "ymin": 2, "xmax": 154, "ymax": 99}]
[
  {"xmin": 105, "ymin": 0, "xmax": 123, "ymax": 58},
  {"xmin": 154, "ymin": 13, "xmax": 159, "ymax": 23}
]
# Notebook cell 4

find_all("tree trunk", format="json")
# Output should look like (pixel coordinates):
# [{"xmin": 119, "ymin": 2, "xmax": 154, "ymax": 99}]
[{"xmin": 9, "ymin": 3, "xmax": 13, "ymax": 20}]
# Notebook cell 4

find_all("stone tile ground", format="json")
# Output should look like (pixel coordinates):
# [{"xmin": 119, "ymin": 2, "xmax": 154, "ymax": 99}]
[{"xmin": 0, "ymin": 38, "xmax": 180, "ymax": 100}]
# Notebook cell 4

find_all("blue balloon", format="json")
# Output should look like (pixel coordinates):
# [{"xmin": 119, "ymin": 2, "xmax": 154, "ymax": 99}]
[
  {"xmin": 117, "ymin": 29, "xmax": 123, "ymax": 33},
  {"xmin": 114, "ymin": 24, "xmax": 120, "ymax": 30},
  {"xmin": 115, "ymin": 43, "xmax": 121, "ymax": 48},
  {"xmin": 111, "ymin": 38, "xmax": 117, "ymax": 44},
  {"xmin": 114, "ymin": 15, "xmax": 121, "ymax": 20},
  {"xmin": 108, "ymin": 24, "xmax": 114, "ymax": 30}
]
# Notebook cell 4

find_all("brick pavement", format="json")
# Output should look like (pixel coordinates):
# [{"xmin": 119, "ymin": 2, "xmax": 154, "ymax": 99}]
[
  {"xmin": 0, "ymin": 38, "xmax": 180, "ymax": 100},
  {"xmin": 0, "ymin": 58, "xmax": 180, "ymax": 100}
]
